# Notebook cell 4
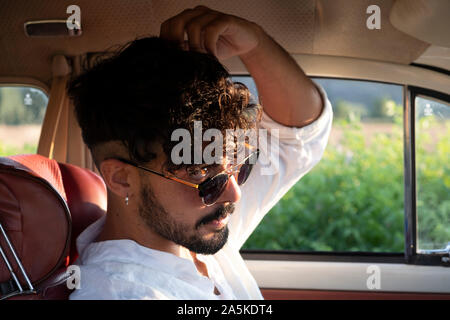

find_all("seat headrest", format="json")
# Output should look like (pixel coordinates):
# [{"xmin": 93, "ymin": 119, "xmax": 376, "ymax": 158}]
[
  {"xmin": 0, "ymin": 154, "xmax": 106, "ymax": 294},
  {"xmin": 0, "ymin": 155, "xmax": 71, "ymax": 289},
  {"xmin": 57, "ymin": 161, "xmax": 107, "ymax": 262}
]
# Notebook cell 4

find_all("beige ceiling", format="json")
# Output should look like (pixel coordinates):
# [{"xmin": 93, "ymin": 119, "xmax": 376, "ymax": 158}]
[
  {"xmin": 0, "ymin": 0, "xmax": 431, "ymax": 87},
  {"xmin": 390, "ymin": 0, "xmax": 450, "ymax": 48}
]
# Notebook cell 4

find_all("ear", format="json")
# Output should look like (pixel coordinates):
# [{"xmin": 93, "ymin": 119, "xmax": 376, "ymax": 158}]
[{"xmin": 99, "ymin": 159, "xmax": 133, "ymax": 198}]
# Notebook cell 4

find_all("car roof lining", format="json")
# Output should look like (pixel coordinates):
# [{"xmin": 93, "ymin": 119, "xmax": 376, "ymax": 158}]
[{"xmin": 0, "ymin": 0, "xmax": 431, "ymax": 87}]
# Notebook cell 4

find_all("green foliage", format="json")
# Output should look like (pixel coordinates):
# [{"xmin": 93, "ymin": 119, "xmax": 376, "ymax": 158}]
[
  {"xmin": 0, "ymin": 87, "xmax": 47, "ymax": 125},
  {"xmin": 371, "ymin": 97, "xmax": 402, "ymax": 120},
  {"xmin": 334, "ymin": 100, "xmax": 368, "ymax": 122},
  {"xmin": 334, "ymin": 96, "xmax": 402, "ymax": 123},
  {"xmin": 243, "ymin": 101, "xmax": 449, "ymax": 253},
  {"xmin": 0, "ymin": 141, "xmax": 37, "ymax": 156},
  {"xmin": 416, "ymin": 118, "xmax": 450, "ymax": 250}
]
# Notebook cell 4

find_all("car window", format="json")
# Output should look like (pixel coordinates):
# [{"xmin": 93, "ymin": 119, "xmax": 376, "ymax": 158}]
[
  {"xmin": 415, "ymin": 95, "xmax": 450, "ymax": 251},
  {"xmin": 0, "ymin": 86, "xmax": 48, "ymax": 156},
  {"xmin": 233, "ymin": 76, "xmax": 405, "ymax": 253}
]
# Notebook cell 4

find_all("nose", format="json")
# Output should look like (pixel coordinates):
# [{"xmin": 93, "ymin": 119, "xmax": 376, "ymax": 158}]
[{"xmin": 215, "ymin": 175, "xmax": 241, "ymax": 204}]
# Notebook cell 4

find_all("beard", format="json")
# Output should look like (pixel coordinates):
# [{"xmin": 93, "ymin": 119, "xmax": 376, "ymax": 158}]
[{"xmin": 138, "ymin": 184, "xmax": 234, "ymax": 255}]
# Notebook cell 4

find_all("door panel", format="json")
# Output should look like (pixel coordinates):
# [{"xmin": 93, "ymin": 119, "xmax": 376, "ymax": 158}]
[{"xmin": 246, "ymin": 260, "xmax": 450, "ymax": 294}]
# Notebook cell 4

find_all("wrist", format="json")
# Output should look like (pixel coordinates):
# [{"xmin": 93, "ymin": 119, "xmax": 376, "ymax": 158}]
[{"xmin": 239, "ymin": 23, "xmax": 270, "ymax": 62}]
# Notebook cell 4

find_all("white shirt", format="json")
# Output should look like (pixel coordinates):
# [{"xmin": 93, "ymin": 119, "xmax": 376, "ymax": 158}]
[{"xmin": 69, "ymin": 83, "xmax": 333, "ymax": 300}]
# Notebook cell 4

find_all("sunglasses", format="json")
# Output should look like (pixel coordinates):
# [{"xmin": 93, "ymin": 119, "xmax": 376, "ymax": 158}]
[{"xmin": 115, "ymin": 150, "xmax": 259, "ymax": 206}]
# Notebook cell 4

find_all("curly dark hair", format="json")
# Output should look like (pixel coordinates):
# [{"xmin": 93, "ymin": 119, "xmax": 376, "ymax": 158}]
[{"xmin": 68, "ymin": 36, "xmax": 261, "ymax": 172}]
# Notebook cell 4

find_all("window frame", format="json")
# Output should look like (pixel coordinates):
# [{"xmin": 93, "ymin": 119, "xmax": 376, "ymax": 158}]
[
  {"xmin": 405, "ymin": 85, "xmax": 450, "ymax": 267},
  {"xmin": 0, "ymin": 78, "xmax": 50, "ymax": 96},
  {"xmin": 236, "ymin": 75, "xmax": 450, "ymax": 267}
]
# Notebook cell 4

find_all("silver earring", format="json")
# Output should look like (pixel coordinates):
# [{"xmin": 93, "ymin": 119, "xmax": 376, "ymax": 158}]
[{"xmin": 125, "ymin": 194, "xmax": 129, "ymax": 206}]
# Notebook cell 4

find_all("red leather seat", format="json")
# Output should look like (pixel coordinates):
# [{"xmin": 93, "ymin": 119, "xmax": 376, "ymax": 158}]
[{"xmin": 0, "ymin": 154, "xmax": 107, "ymax": 299}]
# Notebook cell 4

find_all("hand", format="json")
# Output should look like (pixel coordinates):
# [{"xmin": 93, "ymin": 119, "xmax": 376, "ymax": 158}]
[{"xmin": 160, "ymin": 6, "xmax": 263, "ymax": 60}]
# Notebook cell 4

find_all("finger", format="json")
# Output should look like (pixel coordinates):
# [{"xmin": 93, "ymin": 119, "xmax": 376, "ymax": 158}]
[
  {"xmin": 160, "ymin": 7, "xmax": 210, "ymax": 44},
  {"xmin": 185, "ymin": 12, "xmax": 221, "ymax": 52},
  {"xmin": 203, "ymin": 17, "xmax": 231, "ymax": 57}
]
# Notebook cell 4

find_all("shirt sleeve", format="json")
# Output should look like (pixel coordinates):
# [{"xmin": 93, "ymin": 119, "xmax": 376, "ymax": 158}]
[{"xmin": 227, "ymin": 82, "xmax": 333, "ymax": 249}]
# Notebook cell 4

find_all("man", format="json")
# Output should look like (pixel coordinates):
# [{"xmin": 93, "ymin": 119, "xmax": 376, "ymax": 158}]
[{"xmin": 69, "ymin": 6, "xmax": 332, "ymax": 299}]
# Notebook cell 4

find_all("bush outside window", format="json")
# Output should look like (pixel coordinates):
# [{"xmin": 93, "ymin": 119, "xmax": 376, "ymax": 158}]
[
  {"xmin": 237, "ymin": 77, "xmax": 407, "ymax": 252},
  {"xmin": 415, "ymin": 96, "xmax": 450, "ymax": 251}
]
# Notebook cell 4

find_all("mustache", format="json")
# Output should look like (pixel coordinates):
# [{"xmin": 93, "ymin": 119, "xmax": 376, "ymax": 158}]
[{"xmin": 196, "ymin": 203, "xmax": 235, "ymax": 229}]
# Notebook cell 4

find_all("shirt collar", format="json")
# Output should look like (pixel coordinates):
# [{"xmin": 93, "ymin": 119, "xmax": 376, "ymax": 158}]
[{"xmin": 75, "ymin": 215, "xmax": 207, "ymax": 281}]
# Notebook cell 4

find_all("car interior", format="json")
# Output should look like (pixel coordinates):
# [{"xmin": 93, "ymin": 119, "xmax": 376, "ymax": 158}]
[{"xmin": 0, "ymin": 0, "xmax": 449, "ymax": 300}]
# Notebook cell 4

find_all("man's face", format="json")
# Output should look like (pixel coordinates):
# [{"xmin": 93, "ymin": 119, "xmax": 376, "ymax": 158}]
[{"xmin": 136, "ymin": 149, "xmax": 241, "ymax": 255}]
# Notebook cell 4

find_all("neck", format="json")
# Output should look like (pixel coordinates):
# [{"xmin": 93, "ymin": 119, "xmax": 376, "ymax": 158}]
[
  {"xmin": 96, "ymin": 197, "xmax": 186, "ymax": 258},
  {"xmin": 97, "ymin": 198, "xmax": 209, "ymax": 279}
]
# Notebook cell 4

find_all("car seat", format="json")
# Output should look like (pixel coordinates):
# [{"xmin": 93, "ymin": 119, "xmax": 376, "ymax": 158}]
[{"xmin": 0, "ymin": 154, "xmax": 106, "ymax": 299}]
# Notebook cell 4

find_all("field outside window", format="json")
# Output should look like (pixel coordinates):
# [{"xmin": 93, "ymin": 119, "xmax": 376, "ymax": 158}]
[
  {"xmin": 0, "ymin": 86, "xmax": 48, "ymax": 156},
  {"xmin": 235, "ymin": 77, "xmax": 406, "ymax": 253}
]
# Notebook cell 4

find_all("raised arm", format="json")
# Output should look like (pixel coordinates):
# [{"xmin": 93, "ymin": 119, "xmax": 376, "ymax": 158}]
[{"xmin": 159, "ymin": 5, "xmax": 323, "ymax": 128}]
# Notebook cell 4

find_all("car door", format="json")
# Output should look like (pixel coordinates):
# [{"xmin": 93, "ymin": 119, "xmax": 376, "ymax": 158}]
[{"xmin": 228, "ymin": 54, "xmax": 450, "ymax": 299}]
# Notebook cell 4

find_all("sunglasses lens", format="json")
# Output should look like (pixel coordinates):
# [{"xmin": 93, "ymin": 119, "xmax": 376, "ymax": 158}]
[
  {"xmin": 199, "ymin": 174, "xmax": 229, "ymax": 205},
  {"xmin": 237, "ymin": 163, "xmax": 252, "ymax": 185},
  {"xmin": 198, "ymin": 151, "xmax": 259, "ymax": 205},
  {"xmin": 238, "ymin": 151, "xmax": 258, "ymax": 185}
]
